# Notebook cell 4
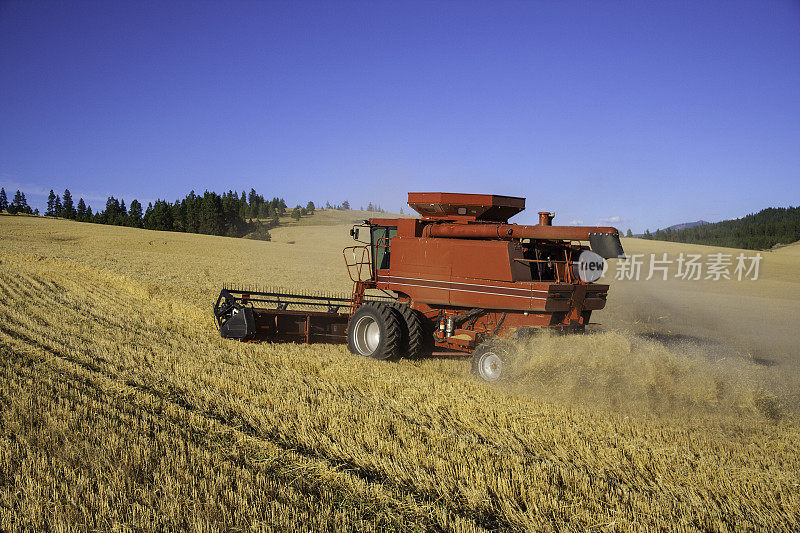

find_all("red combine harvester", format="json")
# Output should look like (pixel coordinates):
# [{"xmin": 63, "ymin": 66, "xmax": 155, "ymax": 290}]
[{"xmin": 214, "ymin": 192, "xmax": 624, "ymax": 381}]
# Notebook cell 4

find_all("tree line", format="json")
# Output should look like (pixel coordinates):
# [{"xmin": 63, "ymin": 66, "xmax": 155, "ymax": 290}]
[
  {"xmin": 360, "ymin": 202, "xmax": 388, "ymax": 213},
  {"xmin": 0, "ymin": 189, "xmax": 35, "ymax": 215},
  {"xmin": 640, "ymin": 206, "xmax": 800, "ymax": 250},
  {"xmin": 324, "ymin": 200, "xmax": 350, "ymax": 210},
  {"xmin": 0, "ymin": 186, "xmax": 323, "ymax": 241},
  {"xmin": 321, "ymin": 200, "xmax": 390, "ymax": 213}
]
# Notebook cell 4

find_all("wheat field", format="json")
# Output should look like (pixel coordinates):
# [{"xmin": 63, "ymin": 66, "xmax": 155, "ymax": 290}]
[{"xmin": 1, "ymin": 213, "xmax": 798, "ymax": 531}]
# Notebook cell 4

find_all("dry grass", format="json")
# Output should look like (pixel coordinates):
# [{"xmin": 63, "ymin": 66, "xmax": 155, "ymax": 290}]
[
  {"xmin": 270, "ymin": 207, "xmax": 412, "ymax": 231},
  {"xmin": 0, "ymin": 215, "xmax": 798, "ymax": 531}
]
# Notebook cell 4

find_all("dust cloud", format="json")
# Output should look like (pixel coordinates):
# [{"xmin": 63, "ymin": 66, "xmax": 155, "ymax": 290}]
[{"xmin": 505, "ymin": 328, "xmax": 799, "ymax": 422}]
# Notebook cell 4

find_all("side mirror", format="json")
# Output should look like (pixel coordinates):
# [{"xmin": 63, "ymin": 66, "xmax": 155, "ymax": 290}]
[{"xmin": 350, "ymin": 227, "xmax": 359, "ymax": 240}]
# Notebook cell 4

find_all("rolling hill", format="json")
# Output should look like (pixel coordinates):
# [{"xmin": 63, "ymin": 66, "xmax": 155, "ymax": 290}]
[{"xmin": 0, "ymin": 214, "xmax": 798, "ymax": 530}]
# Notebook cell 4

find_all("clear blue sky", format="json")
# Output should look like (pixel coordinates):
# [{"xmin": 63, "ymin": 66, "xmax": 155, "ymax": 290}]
[{"xmin": 1, "ymin": 1, "xmax": 798, "ymax": 231}]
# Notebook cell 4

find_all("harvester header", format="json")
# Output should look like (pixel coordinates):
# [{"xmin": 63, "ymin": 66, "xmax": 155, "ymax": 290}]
[{"xmin": 214, "ymin": 191, "xmax": 624, "ymax": 381}]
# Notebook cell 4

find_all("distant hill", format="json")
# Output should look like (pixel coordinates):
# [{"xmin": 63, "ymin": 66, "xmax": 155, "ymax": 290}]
[
  {"xmin": 633, "ymin": 220, "xmax": 709, "ymax": 237},
  {"xmin": 643, "ymin": 206, "xmax": 800, "ymax": 250},
  {"xmin": 665, "ymin": 220, "xmax": 709, "ymax": 232}
]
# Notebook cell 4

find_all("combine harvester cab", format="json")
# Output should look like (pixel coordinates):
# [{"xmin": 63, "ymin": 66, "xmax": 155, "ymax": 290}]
[{"xmin": 214, "ymin": 192, "xmax": 624, "ymax": 381}]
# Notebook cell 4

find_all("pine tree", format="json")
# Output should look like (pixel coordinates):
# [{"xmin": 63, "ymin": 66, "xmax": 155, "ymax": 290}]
[
  {"xmin": 182, "ymin": 191, "xmax": 198, "ymax": 232},
  {"xmin": 248, "ymin": 188, "xmax": 258, "ymax": 211},
  {"xmin": 53, "ymin": 194, "xmax": 62, "ymax": 217},
  {"xmin": 129, "ymin": 199, "xmax": 143, "ymax": 226},
  {"xmin": 171, "ymin": 200, "xmax": 183, "ymax": 232},
  {"xmin": 197, "ymin": 194, "xmax": 223, "ymax": 235},
  {"xmin": 626, "ymin": 229, "xmax": 633, "ymax": 237},
  {"xmin": 342, "ymin": 200, "xmax": 350, "ymax": 210},
  {"xmin": 144, "ymin": 200, "xmax": 175, "ymax": 231},
  {"xmin": 305, "ymin": 201, "xmax": 315, "ymax": 214},
  {"xmin": 291, "ymin": 206, "xmax": 302, "ymax": 220},
  {"xmin": 10, "ymin": 190, "xmax": 31, "ymax": 214},
  {"xmin": 103, "ymin": 197, "xmax": 121, "ymax": 224},
  {"xmin": 46, "ymin": 190, "xmax": 57, "ymax": 216},
  {"xmin": 62, "ymin": 189, "xmax": 76, "ymax": 219},
  {"xmin": 238, "ymin": 192, "xmax": 248, "ymax": 219},
  {"xmin": 0, "ymin": 188, "xmax": 7, "ymax": 212},
  {"xmin": 76, "ymin": 198, "xmax": 87, "ymax": 221}
]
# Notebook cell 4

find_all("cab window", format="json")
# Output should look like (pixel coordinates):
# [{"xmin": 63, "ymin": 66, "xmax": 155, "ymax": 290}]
[{"xmin": 371, "ymin": 226, "xmax": 397, "ymax": 271}]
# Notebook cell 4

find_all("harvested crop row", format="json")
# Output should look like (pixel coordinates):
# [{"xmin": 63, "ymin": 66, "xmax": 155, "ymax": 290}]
[
  {"xmin": 0, "ymin": 340, "xmax": 484, "ymax": 531},
  {"xmin": 1, "ymin": 250, "xmax": 798, "ymax": 531}
]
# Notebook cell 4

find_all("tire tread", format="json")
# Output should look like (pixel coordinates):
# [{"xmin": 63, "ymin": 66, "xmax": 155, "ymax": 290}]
[
  {"xmin": 347, "ymin": 303, "xmax": 401, "ymax": 360},
  {"xmin": 386, "ymin": 302, "xmax": 424, "ymax": 358}
]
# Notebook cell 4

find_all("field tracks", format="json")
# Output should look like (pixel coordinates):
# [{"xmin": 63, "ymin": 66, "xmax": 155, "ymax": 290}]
[
  {"xmin": 0, "ymin": 257, "xmax": 499, "ymax": 531},
  {"xmin": 1, "ymin": 342, "xmax": 482, "ymax": 531}
]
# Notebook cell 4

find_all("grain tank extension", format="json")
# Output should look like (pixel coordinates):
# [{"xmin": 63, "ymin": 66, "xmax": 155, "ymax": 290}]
[{"xmin": 214, "ymin": 192, "xmax": 624, "ymax": 381}]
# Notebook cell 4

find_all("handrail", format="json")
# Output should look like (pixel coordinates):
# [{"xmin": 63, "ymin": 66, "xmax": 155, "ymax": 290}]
[
  {"xmin": 343, "ymin": 238, "xmax": 391, "ymax": 283},
  {"xmin": 342, "ymin": 245, "xmax": 372, "ymax": 283}
]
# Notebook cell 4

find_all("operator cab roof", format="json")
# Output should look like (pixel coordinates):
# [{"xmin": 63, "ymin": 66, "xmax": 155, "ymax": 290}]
[{"xmin": 407, "ymin": 192, "xmax": 525, "ymax": 223}]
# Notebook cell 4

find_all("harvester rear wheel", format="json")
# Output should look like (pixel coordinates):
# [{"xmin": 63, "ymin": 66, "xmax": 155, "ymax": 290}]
[
  {"xmin": 347, "ymin": 303, "xmax": 401, "ymax": 360},
  {"xmin": 386, "ymin": 302, "xmax": 424, "ymax": 358},
  {"xmin": 471, "ymin": 341, "xmax": 511, "ymax": 382}
]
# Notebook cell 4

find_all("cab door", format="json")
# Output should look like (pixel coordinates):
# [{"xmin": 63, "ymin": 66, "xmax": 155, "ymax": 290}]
[{"xmin": 371, "ymin": 225, "xmax": 397, "ymax": 275}]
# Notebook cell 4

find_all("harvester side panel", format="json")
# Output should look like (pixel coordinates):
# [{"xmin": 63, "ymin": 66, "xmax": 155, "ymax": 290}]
[
  {"xmin": 377, "ymin": 272, "xmax": 541, "ymax": 310},
  {"xmin": 388, "ymin": 237, "xmax": 531, "ymax": 282},
  {"xmin": 376, "ymin": 273, "xmax": 607, "ymax": 316}
]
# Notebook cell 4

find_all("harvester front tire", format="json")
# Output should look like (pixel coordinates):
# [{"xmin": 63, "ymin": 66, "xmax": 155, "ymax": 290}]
[
  {"xmin": 386, "ymin": 302, "xmax": 424, "ymax": 358},
  {"xmin": 471, "ymin": 342, "xmax": 511, "ymax": 382},
  {"xmin": 347, "ymin": 303, "xmax": 401, "ymax": 360}
]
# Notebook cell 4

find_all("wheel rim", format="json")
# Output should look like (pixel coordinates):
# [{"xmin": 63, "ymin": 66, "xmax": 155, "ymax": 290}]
[
  {"xmin": 352, "ymin": 314, "xmax": 380, "ymax": 356},
  {"xmin": 479, "ymin": 352, "xmax": 503, "ymax": 382}
]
